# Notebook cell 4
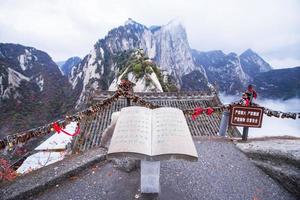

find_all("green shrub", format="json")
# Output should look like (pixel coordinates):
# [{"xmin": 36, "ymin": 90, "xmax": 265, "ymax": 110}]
[
  {"xmin": 133, "ymin": 63, "xmax": 142, "ymax": 76},
  {"xmin": 145, "ymin": 66, "xmax": 153, "ymax": 74}
]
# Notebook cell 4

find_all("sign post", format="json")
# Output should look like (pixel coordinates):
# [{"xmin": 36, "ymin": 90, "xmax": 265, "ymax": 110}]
[
  {"xmin": 242, "ymin": 127, "xmax": 249, "ymax": 141},
  {"xmin": 229, "ymin": 105, "xmax": 264, "ymax": 141}
]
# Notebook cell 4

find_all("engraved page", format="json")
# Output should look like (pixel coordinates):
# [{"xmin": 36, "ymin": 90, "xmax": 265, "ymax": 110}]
[
  {"xmin": 151, "ymin": 107, "xmax": 198, "ymax": 158},
  {"xmin": 108, "ymin": 106, "xmax": 152, "ymax": 156}
]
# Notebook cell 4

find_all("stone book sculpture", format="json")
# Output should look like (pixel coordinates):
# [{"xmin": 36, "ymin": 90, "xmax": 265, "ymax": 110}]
[{"xmin": 107, "ymin": 106, "xmax": 198, "ymax": 161}]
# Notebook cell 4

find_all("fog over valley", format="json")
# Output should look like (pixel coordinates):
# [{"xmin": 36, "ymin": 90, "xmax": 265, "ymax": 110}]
[{"xmin": 220, "ymin": 94, "xmax": 300, "ymax": 138}]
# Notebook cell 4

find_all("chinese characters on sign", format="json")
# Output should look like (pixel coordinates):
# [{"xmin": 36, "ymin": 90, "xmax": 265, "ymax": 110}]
[{"xmin": 229, "ymin": 106, "xmax": 264, "ymax": 128}]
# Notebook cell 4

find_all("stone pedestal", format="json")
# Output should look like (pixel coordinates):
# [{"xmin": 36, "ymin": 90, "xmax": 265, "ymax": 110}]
[{"xmin": 140, "ymin": 160, "xmax": 160, "ymax": 193}]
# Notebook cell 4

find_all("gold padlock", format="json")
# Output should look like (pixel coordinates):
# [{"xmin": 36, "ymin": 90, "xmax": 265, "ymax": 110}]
[{"xmin": 8, "ymin": 142, "xmax": 13, "ymax": 150}]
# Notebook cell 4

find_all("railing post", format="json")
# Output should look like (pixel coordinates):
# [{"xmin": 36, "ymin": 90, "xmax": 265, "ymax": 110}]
[
  {"xmin": 219, "ymin": 111, "xmax": 230, "ymax": 137},
  {"xmin": 126, "ymin": 98, "xmax": 131, "ymax": 106},
  {"xmin": 242, "ymin": 127, "xmax": 249, "ymax": 141}
]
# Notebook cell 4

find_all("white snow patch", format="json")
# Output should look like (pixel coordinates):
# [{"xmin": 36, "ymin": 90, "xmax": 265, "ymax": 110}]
[
  {"xmin": 16, "ymin": 122, "xmax": 77, "ymax": 174},
  {"xmin": 7, "ymin": 68, "xmax": 30, "ymax": 88},
  {"xmin": 100, "ymin": 48, "xmax": 104, "ymax": 57},
  {"xmin": 34, "ymin": 75, "xmax": 44, "ymax": 91},
  {"xmin": 18, "ymin": 49, "xmax": 33, "ymax": 71},
  {"xmin": 18, "ymin": 55, "xmax": 27, "ymax": 71},
  {"xmin": 58, "ymin": 66, "xmax": 65, "ymax": 76},
  {"xmin": 16, "ymin": 151, "xmax": 66, "ymax": 174}
]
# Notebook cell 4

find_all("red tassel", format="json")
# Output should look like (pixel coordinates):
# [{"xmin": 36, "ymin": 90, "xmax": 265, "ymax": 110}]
[
  {"xmin": 245, "ymin": 99, "xmax": 250, "ymax": 107},
  {"xmin": 52, "ymin": 122, "xmax": 80, "ymax": 137},
  {"xmin": 192, "ymin": 107, "xmax": 204, "ymax": 120},
  {"xmin": 52, "ymin": 122, "xmax": 61, "ymax": 133},
  {"xmin": 206, "ymin": 107, "xmax": 214, "ymax": 115}
]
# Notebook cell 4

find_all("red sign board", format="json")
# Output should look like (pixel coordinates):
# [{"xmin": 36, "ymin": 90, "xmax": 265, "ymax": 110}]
[{"xmin": 229, "ymin": 105, "xmax": 264, "ymax": 128}]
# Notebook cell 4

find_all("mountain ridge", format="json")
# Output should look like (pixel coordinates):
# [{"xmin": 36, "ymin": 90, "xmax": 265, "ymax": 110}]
[
  {"xmin": 0, "ymin": 19, "xmax": 298, "ymax": 135},
  {"xmin": 0, "ymin": 43, "xmax": 75, "ymax": 136}
]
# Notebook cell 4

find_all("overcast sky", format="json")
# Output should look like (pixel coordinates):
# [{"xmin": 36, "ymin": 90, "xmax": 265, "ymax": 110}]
[{"xmin": 0, "ymin": 0, "xmax": 299, "ymax": 69}]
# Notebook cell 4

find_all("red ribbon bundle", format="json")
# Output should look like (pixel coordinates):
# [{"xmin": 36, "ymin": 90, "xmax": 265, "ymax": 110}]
[
  {"xmin": 206, "ymin": 107, "xmax": 214, "ymax": 115},
  {"xmin": 192, "ymin": 107, "xmax": 204, "ymax": 120},
  {"xmin": 52, "ymin": 122, "xmax": 81, "ymax": 136},
  {"xmin": 192, "ymin": 107, "xmax": 214, "ymax": 120},
  {"xmin": 245, "ymin": 99, "xmax": 250, "ymax": 107}
]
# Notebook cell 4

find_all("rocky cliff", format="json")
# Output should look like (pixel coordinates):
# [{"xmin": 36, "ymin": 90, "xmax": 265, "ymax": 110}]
[{"xmin": 0, "ymin": 43, "xmax": 74, "ymax": 136}]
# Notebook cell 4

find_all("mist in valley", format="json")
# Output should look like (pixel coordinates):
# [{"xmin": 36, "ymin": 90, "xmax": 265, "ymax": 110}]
[{"xmin": 220, "ymin": 94, "xmax": 300, "ymax": 138}]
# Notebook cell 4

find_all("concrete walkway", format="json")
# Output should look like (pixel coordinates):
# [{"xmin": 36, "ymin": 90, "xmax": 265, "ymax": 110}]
[
  {"xmin": 236, "ymin": 138, "xmax": 300, "ymax": 197},
  {"xmin": 32, "ymin": 138, "xmax": 296, "ymax": 200}
]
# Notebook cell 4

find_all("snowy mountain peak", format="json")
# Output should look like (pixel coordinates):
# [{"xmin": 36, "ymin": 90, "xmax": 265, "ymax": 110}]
[
  {"xmin": 124, "ymin": 18, "xmax": 136, "ymax": 25},
  {"xmin": 240, "ymin": 49, "xmax": 272, "ymax": 76},
  {"xmin": 124, "ymin": 18, "xmax": 147, "ymax": 30},
  {"xmin": 161, "ymin": 19, "xmax": 186, "ymax": 35},
  {"xmin": 241, "ymin": 48, "xmax": 256, "ymax": 56},
  {"xmin": 165, "ymin": 18, "xmax": 183, "ymax": 28}
]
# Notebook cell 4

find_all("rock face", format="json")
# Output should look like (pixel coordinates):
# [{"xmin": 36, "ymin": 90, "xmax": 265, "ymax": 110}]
[
  {"xmin": 152, "ymin": 20, "xmax": 206, "ymax": 84},
  {"xmin": 70, "ymin": 18, "xmax": 207, "ymax": 106},
  {"xmin": 0, "ymin": 43, "xmax": 74, "ymax": 136},
  {"xmin": 192, "ymin": 50, "xmax": 248, "ymax": 94},
  {"xmin": 240, "ymin": 49, "xmax": 272, "ymax": 77},
  {"xmin": 236, "ymin": 139, "xmax": 300, "ymax": 197},
  {"xmin": 253, "ymin": 66, "xmax": 300, "ymax": 99},
  {"xmin": 58, "ymin": 56, "xmax": 81, "ymax": 77},
  {"xmin": 181, "ymin": 70, "xmax": 210, "ymax": 91}
]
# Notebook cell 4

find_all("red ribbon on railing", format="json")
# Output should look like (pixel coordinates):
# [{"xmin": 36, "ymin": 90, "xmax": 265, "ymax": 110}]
[
  {"xmin": 52, "ymin": 122, "xmax": 81, "ymax": 136},
  {"xmin": 192, "ymin": 107, "xmax": 214, "ymax": 120},
  {"xmin": 192, "ymin": 107, "xmax": 204, "ymax": 120}
]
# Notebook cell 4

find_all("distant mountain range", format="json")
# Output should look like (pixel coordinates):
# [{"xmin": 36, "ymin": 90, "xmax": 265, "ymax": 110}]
[
  {"xmin": 253, "ymin": 66, "xmax": 300, "ymax": 99},
  {"xmin": 0, "ymin": 18, "xmax": 299, "ymax": 135}
]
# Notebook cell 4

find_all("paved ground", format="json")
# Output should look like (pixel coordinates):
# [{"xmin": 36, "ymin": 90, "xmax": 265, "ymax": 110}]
[
  {"xmin": 1, "ymin": 147, "xmax": 106, "ymax": 200},
  {"xmin": 32, "ymin": 138, "xmax": 296, "ymax": 200},
  {"xmin": 236, "ymin": 138, "xmax": 300, "ymax": 197}
]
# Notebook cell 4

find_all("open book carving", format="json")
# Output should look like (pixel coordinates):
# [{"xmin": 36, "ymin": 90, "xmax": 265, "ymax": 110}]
[{"xmin": 107, "ymin": 106, "xmax": 198, "ymax": 161}]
